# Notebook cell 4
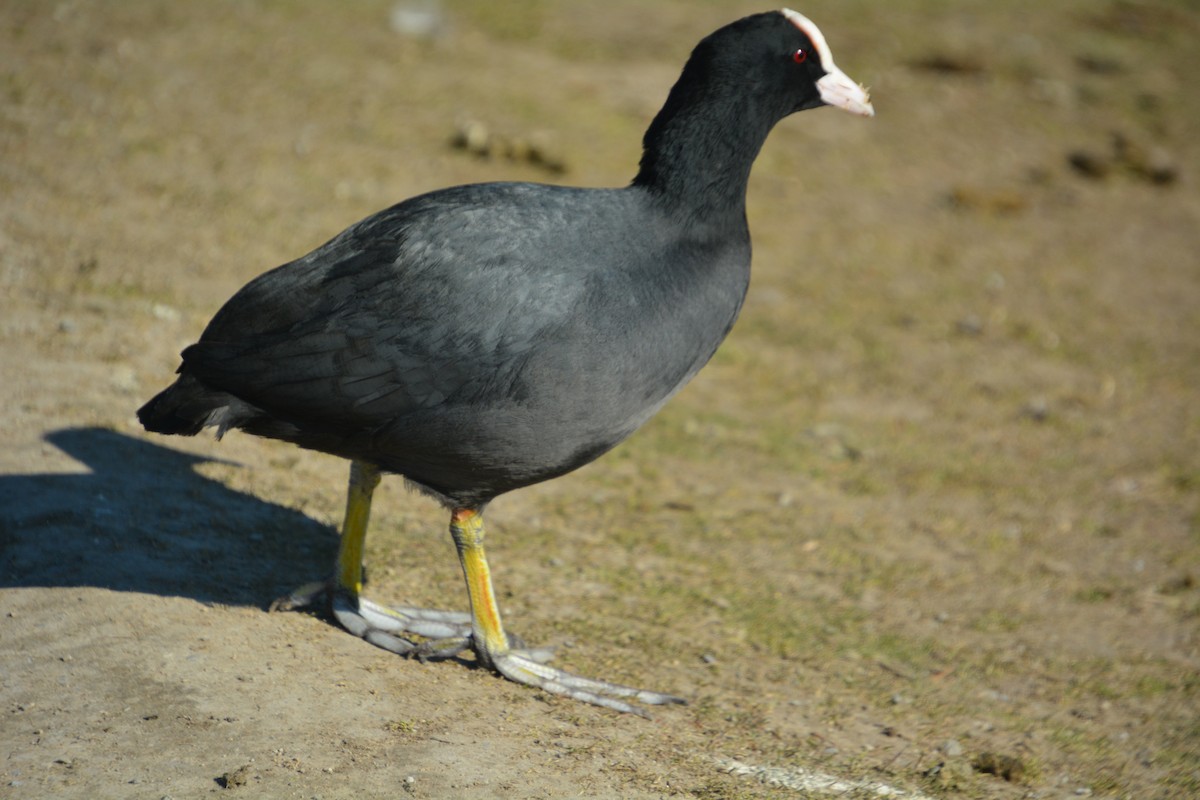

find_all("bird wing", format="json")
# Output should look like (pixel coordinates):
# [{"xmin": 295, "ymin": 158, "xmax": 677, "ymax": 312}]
[{"xmin": 180, "ymin": 184, "xmax": 587, "ymax": 432}]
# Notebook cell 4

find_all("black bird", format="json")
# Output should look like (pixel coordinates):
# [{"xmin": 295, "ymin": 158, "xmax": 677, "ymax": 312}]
[{"xmin": 139, "ymin": 8, "xmax": 873, "ymax": 715}]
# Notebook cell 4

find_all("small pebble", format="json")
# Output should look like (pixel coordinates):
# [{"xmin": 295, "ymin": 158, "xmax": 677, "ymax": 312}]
[
  {"xmin": 1067, "ymin": 150, "xmax": 1110, "ymax": 179},
  {"xmin": 1113, "ymin": 132, "xmax": 1178, "ymax": 185},
  {"xmin": 390, "ymin": 1, "xmax": 445, "ymax": 39},
  {"xmin": 941, "ymin": 739, "xmax": 964, "ymax": 757},
  {"xmin": 151, "ymin": 303, "xmax": 181, "ymax": 322},
  {"xmin": 955, "ymin": 314, "xmax": 984, "ymax": 336},
  {"xmin": 1021, "ymin": 398, "xmax": 1049, "ymax": 422},
  {"xmin": 110, "ymin": 365, "xmax": 140, "ymax": 394},
  {"xmin": 926, "ymin": 759, "xmax": 974, "ymax": 790},
  {"xmin": 450, "ymin": 121, "xmax": 567, "ymax": 174}
]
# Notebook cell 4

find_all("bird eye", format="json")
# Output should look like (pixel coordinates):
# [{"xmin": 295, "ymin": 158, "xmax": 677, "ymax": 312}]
[{"xmin": 792, "ymin": 48, "xmax": 807, "ymax": 64}]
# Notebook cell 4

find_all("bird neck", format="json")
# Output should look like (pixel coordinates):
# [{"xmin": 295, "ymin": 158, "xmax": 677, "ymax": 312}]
[{"xmin": 631, "ymin": 79, "xmax": 780, "ymax": 224}]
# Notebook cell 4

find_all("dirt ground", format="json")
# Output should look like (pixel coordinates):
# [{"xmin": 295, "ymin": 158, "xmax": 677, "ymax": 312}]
[{"xmin": 2, "ymin": 1, "xmax": 1198, "ymax": 798}]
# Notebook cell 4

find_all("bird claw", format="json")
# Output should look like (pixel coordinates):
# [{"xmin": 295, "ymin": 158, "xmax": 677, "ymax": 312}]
[
  {"xmin": 270, "ymin": 581, "xmax": 472, "ymax": 654},
  {"xmin": 490, "ymin": 649, "xmax": 687, "ymax": 718},
  {"xmin": 409, "ymin": 630, "xmax": 549, "ymax": 663},
  {"xmin": 270, "ymin": 582, "xmax": 683, "ymax": 715},
  {"xmin": 411, "ymin": 635, "xmax": 472, "ymax": 662},
  {"xmin": 268, "ymin": 580, "xmax": 328, "ymax": 613},
  {"xmin": 411, "ymin": 632, "xmax": 682, "ymax": 716}
]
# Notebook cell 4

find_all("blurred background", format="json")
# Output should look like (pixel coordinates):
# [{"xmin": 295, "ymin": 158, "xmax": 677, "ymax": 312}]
[{"xmin": 1, "ymin": 2, "xmax": 1197, "ymax": 798}]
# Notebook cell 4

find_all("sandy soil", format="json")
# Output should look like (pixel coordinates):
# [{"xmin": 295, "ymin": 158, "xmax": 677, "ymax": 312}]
[{"xmin": 2, "ymin": 1, "xmax": 1198, "ymax": 798}]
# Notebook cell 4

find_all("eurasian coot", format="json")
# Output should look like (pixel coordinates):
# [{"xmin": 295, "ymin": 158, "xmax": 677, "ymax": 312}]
[{"xmin": 139, "ymin": 8, "xmax": 873, "ymax": 716}]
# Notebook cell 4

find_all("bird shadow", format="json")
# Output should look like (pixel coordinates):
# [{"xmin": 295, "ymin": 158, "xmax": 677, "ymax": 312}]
[{"xmin": 0, "ymin": 426, "xmax": 338, "ymax": 607}]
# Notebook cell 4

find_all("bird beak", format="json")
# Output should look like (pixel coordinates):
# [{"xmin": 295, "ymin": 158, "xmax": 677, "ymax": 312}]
[{"xmin": 816, "ymin": 66, "xmax": 874, "ymax": 117}]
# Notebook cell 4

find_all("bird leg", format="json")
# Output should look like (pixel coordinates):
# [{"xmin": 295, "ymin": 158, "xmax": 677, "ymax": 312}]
[
  {"xmin": 269, "ymin": 459, "xmax": 471, "ymax": 652},
  {"xmin": 271, "ymin": 463, "xmax": 683, "ymax": 715},
  {"xmin": 439, "ymin": 507, "xmax": 686, "ymax": 717}
]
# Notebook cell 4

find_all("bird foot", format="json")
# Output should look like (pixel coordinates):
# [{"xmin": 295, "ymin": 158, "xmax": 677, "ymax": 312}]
[
  {"xmin": 488, "ymin": 647, "xmax": 687, "ymax": 718},
  {"xmin": 411, "ymin": 631, "xmax": 683, "ymax": 716},
  {"xmin": 269, "ymin": 581, "xmax": 472, "ymax": 655},
  {"xmin": 409, "ymin": 631, "xmax": 550, "ymax": 663},
  {"xmin": 269, "ymin": 582, "xmax": 683, "ymax": 715}
]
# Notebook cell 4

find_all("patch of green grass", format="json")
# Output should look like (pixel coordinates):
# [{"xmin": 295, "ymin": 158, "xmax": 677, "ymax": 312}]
[
  {"xmin": 1132, "ymin": 674, "xmax": 1174, "ymax": 698},
  {"xmin": 1073, "ymin": 585, "xmax": 1116, "ymax": 603},
  {"xmin": 966, "ymin": 608, "xmax": 1027, "ymax": 635},
  {"xmin": 383, "ymin": 718, "xmax": 417, "ymax": 734},
  {"xmin": 1045, "ymin": 723, "xmax": 1123, "ymax": 772},
  {"xmin": 1157, "ymin": 716, "xmax": 1200, "ymax": 796},
  {"xmin": 446, "ymin": 0, "xmax": 549, "ymax": 42},
  {"xmin": 864, "ymin": 631, "xmax": 940, "ymax": 673}
]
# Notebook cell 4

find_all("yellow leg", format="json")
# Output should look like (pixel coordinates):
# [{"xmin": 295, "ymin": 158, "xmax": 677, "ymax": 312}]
[
  {"xmin": 286, "ymin": 479, "xmax": 684, "ymax": 715},
  {"xmin": 271, "ymin": 460, "xmax": 470, "ymax": 653},
  {"xmin": 335, "ymin": 460, "xmax": 381, "ymax": 597},
  {"xmin": 445, "ymin": 507, "xmax": 684, "ymax": 715},
  {"xmin": 449, "ymin": 508, "xmax": 510, "ymax": 664}
]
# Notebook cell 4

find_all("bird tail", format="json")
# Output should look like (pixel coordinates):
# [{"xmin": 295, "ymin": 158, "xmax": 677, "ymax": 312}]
[{"xmin": 137, "ymin": 373, "xmax": 245, "ymax": 438}]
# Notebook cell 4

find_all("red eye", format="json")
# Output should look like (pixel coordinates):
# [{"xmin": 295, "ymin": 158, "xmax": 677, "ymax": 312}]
[{"xmin": 792, "ymin": 48, "xmax": 807, "ymax": 64}]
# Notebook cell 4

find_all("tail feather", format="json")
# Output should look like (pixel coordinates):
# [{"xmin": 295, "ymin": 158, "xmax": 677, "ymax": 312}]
[{"xmin": 137, "ymin": 373, "xmax": 251, "ymax": 437}]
